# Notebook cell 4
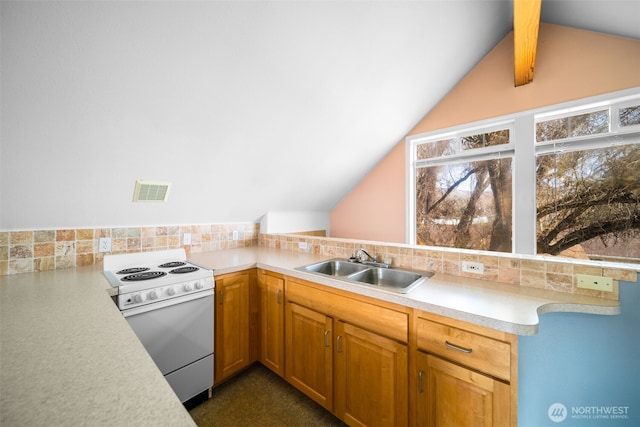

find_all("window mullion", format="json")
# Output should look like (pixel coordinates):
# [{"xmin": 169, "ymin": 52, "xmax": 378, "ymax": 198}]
[{"xmin": 513, "ymin": 116, "xmax": 537, "ymax": 255}]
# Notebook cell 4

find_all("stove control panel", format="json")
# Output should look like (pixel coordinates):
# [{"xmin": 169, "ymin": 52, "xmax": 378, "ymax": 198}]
[{"xmin": 118, "ymin": 277, "xmax": 214, "ymax": 310}]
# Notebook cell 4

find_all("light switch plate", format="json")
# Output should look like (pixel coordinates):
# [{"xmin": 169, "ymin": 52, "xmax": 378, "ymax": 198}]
[
  {"xmin": 577, "ymin": 274, "xmax": 613, "ymax": 292},
  {"xmin": 183, "ymin": 233, "xmax": 191, "ymax": 245}
]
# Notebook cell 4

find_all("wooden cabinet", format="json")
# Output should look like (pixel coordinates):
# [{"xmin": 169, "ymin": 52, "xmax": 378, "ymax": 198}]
[
  {"xmin": 285, "ymin": 278, "xmax": 409, "ymax": 426},
  {"xmin": 215, "ymin": 271, "xmax": 251, "ymax": 383},
  {"xmin": 214, "ymin": 268, "xmax": 519, "ymax": 427},
  {"xmin": 258, "ymin": 269, "xmax": 285, "ymax": 376},
  {"xmin": 414, "ymin": 311, "xmax": 517, "ymax": 427},
  {"xmin": 416, "ymin": 352, "xmax": 510, "ymax": 427},
  {"xmin": 334, "ymin": 320, "xmax": 408, "ymax": 426},
  {"xmin": 285, "ymin": 301, "xmax": 334, "ymax": 410}
]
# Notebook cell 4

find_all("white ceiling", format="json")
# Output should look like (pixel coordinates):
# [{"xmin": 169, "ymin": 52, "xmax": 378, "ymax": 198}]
[{"xmin": 1, "ymin": 0, "xmax": 639, "ymax": 229}]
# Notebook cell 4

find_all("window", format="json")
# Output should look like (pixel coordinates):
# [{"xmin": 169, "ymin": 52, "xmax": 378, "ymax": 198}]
[
  {"xmin": 412, "ymin": 125, "xmax": 514, "ymax": 253},
  {"xmin": 618, "ymin": 104, "xmax": 640, "ymax": 128},
  {"xmin": 536, "ymin": 144, "xmax": 640, "ymax": 260},
  {"xmin": 534, "ymin": 97, "xmax": 640, "ymax": 262},
  {"xmin": 407, "ymin": 89, "xmax": 640, "ymax": 264},
  {"xmin": 535, "ymin": 108, "xmax": 609, "ymax": 141}
]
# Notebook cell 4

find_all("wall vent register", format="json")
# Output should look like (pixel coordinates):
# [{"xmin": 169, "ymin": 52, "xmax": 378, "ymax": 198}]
[{"xmin": 132, "ymin": 180, "xmax": 171, "ymax": 202}]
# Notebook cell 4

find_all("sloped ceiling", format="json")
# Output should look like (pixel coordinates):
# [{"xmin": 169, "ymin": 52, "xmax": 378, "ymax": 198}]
[{"xmin": 1, "ymin": 0, "xmax": 638, "ymax": 229}]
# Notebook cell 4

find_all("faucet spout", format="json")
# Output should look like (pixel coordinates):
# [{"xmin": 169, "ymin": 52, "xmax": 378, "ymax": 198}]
[{"xmin": 356, "ymin": 248, "xmax": 376, "ymax": 263}]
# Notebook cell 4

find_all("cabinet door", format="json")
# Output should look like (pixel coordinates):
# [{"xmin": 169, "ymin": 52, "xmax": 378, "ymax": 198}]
[
  {"xmin": 416, "ymin": 351, "xmax": 510, "ymax": 427},
  {"xmin": 260, "ymin": 271, "xmax": 284, "ymax": 376},
  {"xmin": 334, "ymin": 321, "xmax": 408, "ymax": 427},
  {"xmin": 215, "ymin": 272, "xmax": 250, "ymax": 383},
  {"xmin": 285, "ymin": 302, "xmax": 333, "ymax": 411}
]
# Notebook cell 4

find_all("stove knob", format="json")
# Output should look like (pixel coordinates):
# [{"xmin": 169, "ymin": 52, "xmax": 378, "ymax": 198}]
[
  {"xmin": 166, "ymin": 287, "xmax": 176, "ymax": 296},
  {"xmin": 194, "ymin": 281, "xmax": 203, "ymax": 290},
  {"xmin": 134, "ymin": 293, "xmax": 146, "ymax": 303},
  {"xmin": 183, "ymin": 283, "xmax": 193, "ymax": 292},
  {"xmin": 148, "ymin": 290, "xmax": 159, "ymax": 300}
]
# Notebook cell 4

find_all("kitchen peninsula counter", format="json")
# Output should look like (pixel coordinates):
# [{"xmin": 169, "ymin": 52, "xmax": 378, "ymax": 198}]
[
  {"xmin": 0, "ymin": 266, "xmax": 196, "ymax": 427},
  {"xmin": 0, "ymin": 247, "xmax": 620, "ymax": 426},
  {"xmin": 189, "ymin": 247, "xmax": 621, "ymax": 336}
]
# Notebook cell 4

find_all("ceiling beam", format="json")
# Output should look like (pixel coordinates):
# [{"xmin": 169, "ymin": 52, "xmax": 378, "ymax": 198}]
[{"xmin": 514, "ymin": 0, "xmax": 542, "ymax": 86}]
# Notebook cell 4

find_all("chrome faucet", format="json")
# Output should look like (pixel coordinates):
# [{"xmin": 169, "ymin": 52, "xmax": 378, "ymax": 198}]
[
  {"xmin": 353, "ymin": 248, "xmax": 391, "ymax": 268},
  {"xmin": 356, "ymin": 248, "xmax": 377, "ymax": 263}
]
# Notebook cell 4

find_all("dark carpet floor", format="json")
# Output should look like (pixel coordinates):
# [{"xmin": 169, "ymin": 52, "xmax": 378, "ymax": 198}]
[{"xmin": 189, "ymin": 364, "xmax": 347, "ymax": 427}]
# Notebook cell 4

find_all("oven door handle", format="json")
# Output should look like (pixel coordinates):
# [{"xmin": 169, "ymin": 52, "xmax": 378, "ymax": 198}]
[{"xmin": 122, "ymin": 289, "xmax": 214, "ymax": 318}]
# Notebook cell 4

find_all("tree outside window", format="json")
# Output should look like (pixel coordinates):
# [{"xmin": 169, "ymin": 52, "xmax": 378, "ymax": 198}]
[
  {"xmin": 535, "ymin": 107, "xmax": 640, "ymax": 262},
  {"xmin": 415, "ymin": 130, "xmax": 512, "ymax": 253},
  {"xmin": 410, "ymin": 92, "xmax": 640, "ymax": 265}
]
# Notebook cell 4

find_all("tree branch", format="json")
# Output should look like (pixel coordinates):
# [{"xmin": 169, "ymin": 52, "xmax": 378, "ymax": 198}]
[
  {"xmin": 539, "ymin": 214, "xmax": 640, "ymax": 255},
  {"xmin": 537, "ymin": 190, "xmax": 639, "ymax": 219},
  {"xmin": 423, "ymin": 167, "xmax": 479, "ymax": 215}
]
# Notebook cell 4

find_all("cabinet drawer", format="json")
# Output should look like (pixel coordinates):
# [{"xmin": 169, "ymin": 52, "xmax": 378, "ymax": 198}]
[
  {"xmin": 417, "ymin": 317, "xmax": 511, "ymax": 381},
  {"xmin": 286, "ymin": 278, "xmax": 408, "ymax": 343}
]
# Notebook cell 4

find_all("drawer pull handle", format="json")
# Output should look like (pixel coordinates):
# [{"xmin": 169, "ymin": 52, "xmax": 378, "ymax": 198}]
[{"xmin": 445, "ymin": 340, "xmax": 473, "ymax": 354}]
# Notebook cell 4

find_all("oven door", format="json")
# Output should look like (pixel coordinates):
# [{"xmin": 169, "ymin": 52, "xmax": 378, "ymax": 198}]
[{"xmin": 123, "ymin": 290, "xmax": 214, "ymax": 392}]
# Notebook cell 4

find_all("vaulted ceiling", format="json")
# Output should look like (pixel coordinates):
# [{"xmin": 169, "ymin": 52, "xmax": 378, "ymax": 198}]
[{"xmin": 1, "ymin": 0, "xmax": 639, "ymax": 229}]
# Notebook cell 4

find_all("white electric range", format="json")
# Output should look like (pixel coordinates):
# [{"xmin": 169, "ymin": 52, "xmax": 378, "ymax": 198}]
[{"xmin": 103, "ymin": 249, "xmax": 215, "ymax": 403}]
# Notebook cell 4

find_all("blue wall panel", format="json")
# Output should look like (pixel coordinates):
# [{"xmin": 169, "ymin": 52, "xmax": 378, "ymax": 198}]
[{"xmin": 519, "ymin": 279, "xmax": 640, "ymax": 426}]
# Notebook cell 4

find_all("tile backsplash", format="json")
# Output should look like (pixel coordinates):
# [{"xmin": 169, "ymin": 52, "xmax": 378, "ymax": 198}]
[
  {"xmin": 0, "ymin": 222, "xmax": 259, "ymax": 276},
  {"xmin": 3, "ymin": 223, "xmax": 637, "ymax": 301},
  {"xmin": 260, "ymin": 233, "xmax": 639, "ymax": 301}
]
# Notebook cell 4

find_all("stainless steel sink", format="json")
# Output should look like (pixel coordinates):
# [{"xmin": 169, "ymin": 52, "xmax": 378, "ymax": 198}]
[
  {"xmin": 295, "ymin": 258, "xmax": 433, "ymax": 294},
  {"xmin": 300, "ymin": 259, "xmax": 370, "ymax": 276},
  {"xmin": 347, "ymin": 268, "xmax": 433, "ymax": 293}
]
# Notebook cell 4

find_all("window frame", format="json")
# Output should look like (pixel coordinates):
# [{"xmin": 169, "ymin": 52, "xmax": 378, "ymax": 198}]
[
  {"xmin": 410, "ymin": 122, "xmax": 515, "ymax": 252},
  {"xmin": 406, "ymin": 87, "xmax": 640, "ymax": 258}
]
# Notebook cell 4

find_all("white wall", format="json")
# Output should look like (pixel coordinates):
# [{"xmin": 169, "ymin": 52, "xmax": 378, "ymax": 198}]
[
  {"xmin": 2, "ymin": 1, "xmax": 272, "ymax": 229},
  {"xmin": 260, "ymin": 211, "xmax": 329, "ymax": 235},
  {"xmin": 0, "ymin": 0, "xmax": 512, "ymax": 230}
]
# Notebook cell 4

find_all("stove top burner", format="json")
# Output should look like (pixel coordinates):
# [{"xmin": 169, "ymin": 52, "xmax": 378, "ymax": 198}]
[
  {"xmin": 117, "ymin": 267, "xmax": 150, "ymax": 275},
  {"xmin": 170, "ymin": 266, "xmax": 199, "ymax": 274},
  {"xmin": 158, "ymin": 261, "xmax": 187, "ymax": 269},
  {"xmin": 122, "ymin": 271, "xmax": 167, "ymax": 281}
]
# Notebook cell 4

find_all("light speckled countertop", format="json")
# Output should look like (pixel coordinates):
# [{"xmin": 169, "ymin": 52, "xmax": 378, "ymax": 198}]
[
  {"xmin": 188, "ymin": 247, "xmax": 621, "ymax": 336},
  {"xmin": 0, "ymin": 266, "xmax": 196, "ymax": 427},
  {"xmin": 0, "ymin": 247, "xmax": 620, "ymax": 426}
]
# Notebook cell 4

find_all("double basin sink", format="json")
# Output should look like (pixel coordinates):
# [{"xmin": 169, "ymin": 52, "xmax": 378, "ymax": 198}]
[{"xmin": 295, "ymin": 258, "xmax": 434, "ymax": 294}]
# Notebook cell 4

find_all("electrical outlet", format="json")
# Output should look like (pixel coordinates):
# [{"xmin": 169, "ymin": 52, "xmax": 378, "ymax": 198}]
[
  {"xmin": 299, "ymin": 242, "xmax": 308, "ymax": 250},
  {"xmin": 462, "ymin": 261, "xmax": 484, "ymax": 274},
  {"xmin": 183, "ymin": 233, "xmax": 191, "ymax": 245},
  {"xmin": 232, "ymin": 230, "xmax": 239, "ymax": 241},
  {"xmin": 577, "ymin": 274, "xmax": 613, "ymax": 292},
  {"xmin": 99, "ymin": 237, "xmax": 111, "ymax": 253}
]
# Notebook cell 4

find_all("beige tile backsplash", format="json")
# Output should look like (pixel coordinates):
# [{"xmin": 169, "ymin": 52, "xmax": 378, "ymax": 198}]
[
  {"xmin": 260, "ymin": 234, "xmax": 639, "ymax": 301},
  {"xmin": 0, "ymin": 223, "xmax": 259, "ymax": 276},
  {"xmin": 2, "ymin": 225, "xmax": 637, "ymax": 301}
]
